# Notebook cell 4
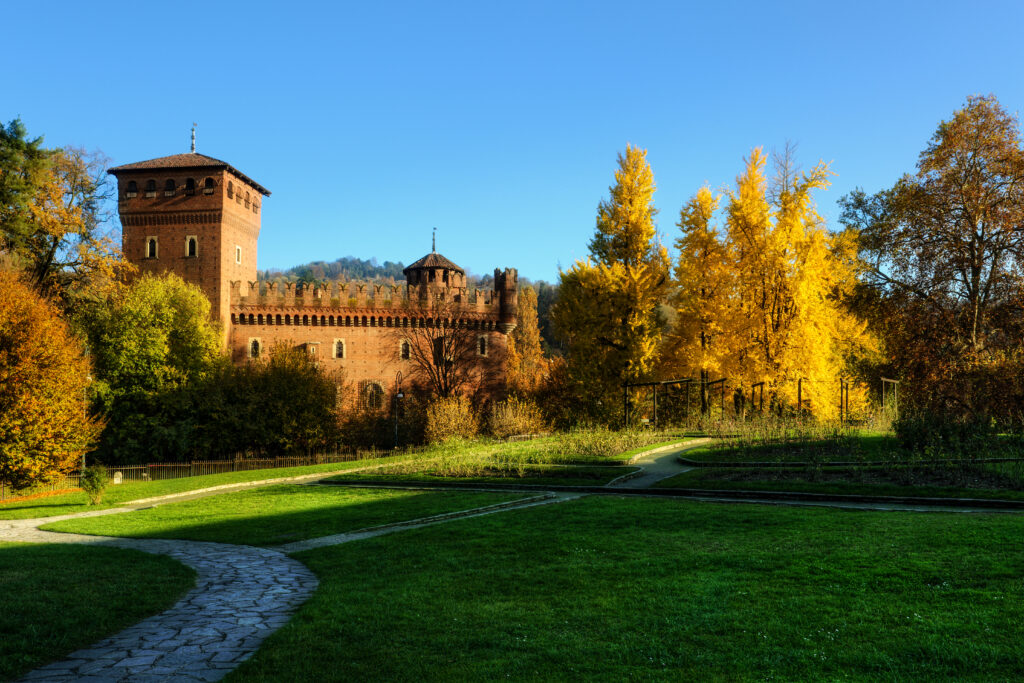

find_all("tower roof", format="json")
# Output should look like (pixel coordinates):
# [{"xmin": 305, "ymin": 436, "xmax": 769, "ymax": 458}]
[
  {"xmin": 403, "ymin": 251, "xmax": 464, "ymax": 275},
  {"xmin": 108, "ymin": 152, "xmax": 271, "ymax": 196}
]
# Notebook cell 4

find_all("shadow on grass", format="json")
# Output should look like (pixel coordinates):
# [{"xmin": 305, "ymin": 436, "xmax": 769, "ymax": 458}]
[{"xmin": 40, "ymin": 486, "xmax": 527, "ymax": 547}]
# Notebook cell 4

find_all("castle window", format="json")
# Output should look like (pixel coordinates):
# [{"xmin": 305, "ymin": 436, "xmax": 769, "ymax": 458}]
[
  {"xmin": 244, "ymin": 192, "xmax": 250, "ymax": 209},
  {"xmin": 477, "ymin": 335, "xmax": 488, "ymax": 357},
  {"xmin": 235, "ymin": 245, "xmax": 242, "ymax": 264},
  {"xmin": 253, "ymin": 201, "xmax": 259, "ymax": 214},
  {"xmin": 203, "ymin": 177, "xmax": 215, "ymax": 195},
  {"xmin": 333, "ymin": 339, "xmax": 346, "ymax": 359},
  {"xmin": 185, "ymin": 178, "xmax": 196, "ymax": 195},
  {"xmin": 164, "ymin": 179, "xmax": 176, "ymax": 196},
  {"xmin": 443, "ymin": 269, "xmax": 449, "ymax": 283},
  {"xmin": 360, "ymin": 381, "xmax": 385, "ymax": 411},
  {"xmin": 432, "ymin": 337, "xmax": 446, "ymax": 367},
  {"xmin": 227, "ymin": 181, "xmax": 234, "ymax": 199},
  {"xmin": 307, "ymin": 343, "xmax": 319, "ymax": 358},
  {"xmin": 185, "ymin": 235, "xmax": 197, "ymax": 257},
  {"xmin": 145, "ymin": 179, "xmax": 157, "ymax": 198},
  {"xmin": 146, "ymin": 236, "xmax": 158, "ymax": 259},
  {"xmin": 249, "ymin": 338, "xmax": 261, "ymax": 359},
  {"xmin": 125, "ymin": 181, "xmax": 138, "ymax": 198},
  {"xmin": 400, "ymin": 340, "xmax": 410, "ymax": 360}
]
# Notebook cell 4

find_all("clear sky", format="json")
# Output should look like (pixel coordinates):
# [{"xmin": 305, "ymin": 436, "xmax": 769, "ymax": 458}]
[{"xmin": 5, "ymin": 1, "xmax": 1023, "ymax": 282}]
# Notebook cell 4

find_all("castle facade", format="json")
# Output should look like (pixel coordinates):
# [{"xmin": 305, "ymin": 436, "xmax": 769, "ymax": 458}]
[{"xmin": 109, "ymin": 152, "xmax": 517, "ymax": 405}]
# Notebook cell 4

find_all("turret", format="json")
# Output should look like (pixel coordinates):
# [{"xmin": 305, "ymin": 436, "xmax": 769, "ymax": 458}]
[{"xmin": 495, "ymin": 267, "xmax": 518, "ymax": 334}]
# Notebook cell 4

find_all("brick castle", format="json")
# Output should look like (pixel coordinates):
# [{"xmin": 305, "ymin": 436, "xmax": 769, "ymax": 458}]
[{"xmin": 109, "ymin": 148, "xmax": 517, "ymax": 405}]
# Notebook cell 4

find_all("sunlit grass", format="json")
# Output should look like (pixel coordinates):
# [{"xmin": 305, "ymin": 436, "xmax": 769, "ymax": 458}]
[{"xmin": 40, "ymin": 485, "xmax": 527, "ymax": 546}]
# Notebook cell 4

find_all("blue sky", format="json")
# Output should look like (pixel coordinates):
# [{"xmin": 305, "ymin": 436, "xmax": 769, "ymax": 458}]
[{"xmin": 5, "ymin": 1, "xmax": 1023, "ymax": 282}]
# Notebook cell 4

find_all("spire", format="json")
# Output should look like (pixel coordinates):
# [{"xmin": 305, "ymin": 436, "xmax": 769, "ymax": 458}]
[
  {"xmin": 432, "ymin": 226, "xmax": 436, "ymax": 253},
  {"xmin": 190, "ymin": 123, "xmax": 196, "ymax": 153}
]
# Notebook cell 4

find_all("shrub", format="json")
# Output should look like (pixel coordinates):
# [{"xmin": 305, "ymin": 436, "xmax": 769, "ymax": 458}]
[
  {"xmin": 486, "ymin": 397, "xmax": 546, "ymax": 439},
  {"xmin": 79, "ymin": 464, "xmax": 111, "ymax": 505},
  {"xmin": 894, "ymin": 411, "xmax": 1005, "ymax": 460},
  {"xmin": 425, "ymin": 396, "xmax": 479, "ymax": 444}
]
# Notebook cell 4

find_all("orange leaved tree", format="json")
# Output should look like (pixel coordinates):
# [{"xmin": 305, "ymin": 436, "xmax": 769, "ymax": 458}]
[{"xmin": 0, "ymin": 269, "xmax": 101, "ymax": 490}]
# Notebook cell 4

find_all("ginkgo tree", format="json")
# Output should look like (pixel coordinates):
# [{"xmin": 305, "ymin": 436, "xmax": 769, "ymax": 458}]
[
  {"xmin": 670, "ymin": 148, "xmax": 873, "ymax": 419},
  {"xmin": 553, "ymin": 145, "xmax": 670, "ymax": 419}
]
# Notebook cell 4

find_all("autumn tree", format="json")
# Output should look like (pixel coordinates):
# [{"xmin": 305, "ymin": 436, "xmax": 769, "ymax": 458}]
[
  {"xmin": 394, "ymin": 302, "xmax": 502, "ymax": 399},
  {"xmin": 0, "ymin": 269, "xmax": 101, "ymax": 489},
  {"xmin": 0, "ymin": 120, "xmax": 126, "ymax": 301},
  {"xmin": 840, "ymin": 95, "xmax": 1024, "ymax": 419},
  {"xmin": 553, "ymin": 145, "xmax": 670, "ymax": 419},
  {"xmin": 664, "ymin": 186, "xmax": 732, "ymax": 412},
  {"xmin": 505, "ymin": 286, "xmax": 547, "ymax": 394}
]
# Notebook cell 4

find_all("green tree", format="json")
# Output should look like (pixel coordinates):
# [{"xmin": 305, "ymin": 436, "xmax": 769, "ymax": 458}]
[
  {"xmin": 86, "ymin": 273, "xmax": 221, "ymax": 462},
  {"xmin": 553, "ymin": 145, "xmax": 670, "ymax": 420},
  {"xmin": 0, "ymin": 269, "xmax": 101, "ymax": 489}
]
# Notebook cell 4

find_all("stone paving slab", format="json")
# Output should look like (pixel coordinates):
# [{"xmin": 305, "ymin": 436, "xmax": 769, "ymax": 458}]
[{"xmin": 3, "ymin": 527, "xmax": 317, "ymax": 682}]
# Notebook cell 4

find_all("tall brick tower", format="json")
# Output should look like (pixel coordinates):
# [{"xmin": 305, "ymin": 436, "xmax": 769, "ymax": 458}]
[{"xmin": 108, "ymin": 146, "xmax": 270, "ymax": 330}]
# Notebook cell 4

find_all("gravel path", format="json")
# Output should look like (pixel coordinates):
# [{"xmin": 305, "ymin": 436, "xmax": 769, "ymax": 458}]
[{"xmin": 610, "ymin": 438, "xmax": 709, "ymax": 488}]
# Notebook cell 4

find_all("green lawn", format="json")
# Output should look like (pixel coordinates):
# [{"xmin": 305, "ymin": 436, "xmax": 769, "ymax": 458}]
[
  {"xmin": 656, "ymin": 467, "xmax": 1024, "ymax": 501},
  {"xmin": 682, "ymin": 432, "xmax": 898, "ymax": 464},
  {"xmin": 229, "ymin": 496, "xmax": 1024, "ymax": 681},
  {"xmin": 326, "ymin": 464, "xmax": 640, "ymax": 487},
  {"xmin": 0, "ymin": 454, "xmax": 434, "ymax": 520},
  {"xmin": 0, "ymin": 542, "xmax": 194, "ymax": 681},
  {"xmin": 40, "ymin": 485, "xmax": 528, "ymax": 546}
]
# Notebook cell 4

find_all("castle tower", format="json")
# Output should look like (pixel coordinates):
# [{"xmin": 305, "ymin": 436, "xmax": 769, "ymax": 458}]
[
  {"xmin": 108, "ymin": 151, "xmax": 270, "ymax": 330},
  {"xmin": 402, "ymin": 250, "xmax": 467, "ymax": 302}
]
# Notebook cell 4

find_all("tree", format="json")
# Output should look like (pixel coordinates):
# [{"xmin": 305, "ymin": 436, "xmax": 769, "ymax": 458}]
[
  {"xmin": 553, "ymin": 145, "xmax": 670, "ymax": 417},
  {"xmin": 505, "ymin": 286, "xmax": 547, "ymax": 394},
  {"xmin": 724, "ymin": 148, "xmax": 869, "ymax": 417},
  {"xmin": 395, "ymin": 302, "xmax": 502, "ymax": 399},
  {"xmin": 840, "ymin": 95, "xmax": 1024, "ymax": 418},
  {"xmin": 0, "ymin": 269, "xmax": 101, "ymax": 489},
  {"xmin": 0, "ymin": 120, "xmax": 125, "ymax": 304},
  {"xmin": 85, "ymin": 273, "xmax": 222, "ymax": 462},
  {"xmin": 664, "ymin": 186, "xmax": 733, "ymax": 412}
]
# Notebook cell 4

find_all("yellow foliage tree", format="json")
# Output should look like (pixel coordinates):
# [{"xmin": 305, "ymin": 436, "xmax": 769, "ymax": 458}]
[
  {"xmin": 0, "ymin": 269, "xmax": 102, "ymax": 490},
  {"xmin": 664, "ymin": 186, "xmax": 734, "ymax": 411},
  {"xmin": 553, "ymin": 145, "xmax": 670, "ymax": 417},
  {"xmin": 671, "ymin": 148, "xmax": 873, "ymax": 419},
  {"xmin": 505, "ymin": 286, "xmax": 547, "ymax": 395}
]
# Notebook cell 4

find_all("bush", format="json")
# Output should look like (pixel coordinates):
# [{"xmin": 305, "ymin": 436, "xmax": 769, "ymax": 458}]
[
  {"xmin": 425, "ymin": 396, "xmax": 479, "ymax": 444},
  {"xmin": 79, "ymin": 465, "xmax": 111, "ymax": 505},
  {"xmin": 486, "ymin": 397, "xmax": 547, "ymax": 439},
  {"xmin": 894, "ymin": 411, "xmax": 1008, "ymax": 460}
]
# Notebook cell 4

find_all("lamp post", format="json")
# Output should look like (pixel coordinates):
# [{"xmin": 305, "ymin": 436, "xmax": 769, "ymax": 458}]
[{"xmin": 394, "ymin": 371, "xmax": 404, "ymax": 449}]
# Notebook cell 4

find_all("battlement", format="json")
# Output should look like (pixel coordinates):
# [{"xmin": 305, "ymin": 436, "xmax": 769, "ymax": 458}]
[{"xmin": 229, "ymin": 278, "xmax": 504, "ymax": 314}]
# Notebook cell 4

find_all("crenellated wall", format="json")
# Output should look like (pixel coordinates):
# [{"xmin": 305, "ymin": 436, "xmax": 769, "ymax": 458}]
[{"xmin": 229, "ymin": 279, "xmax": 505, "ymax": 313}]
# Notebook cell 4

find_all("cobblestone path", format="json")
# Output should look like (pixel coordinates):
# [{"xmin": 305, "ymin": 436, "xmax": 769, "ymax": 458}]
[{"xmin": 1, "ymin": 522, "xmax": 317, "ymax": 682}]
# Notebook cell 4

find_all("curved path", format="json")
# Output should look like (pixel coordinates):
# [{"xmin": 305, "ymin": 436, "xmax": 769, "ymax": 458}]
[
  {"xmin": 610, "ymin": 438, "xmax": 708, "ymax": 488},
  {"xmin": 2, "ymin": 518, "xmax": 318, "ymax": 682},
  {"xmin": 3, "ymin": 494, "xmax": 573, "ymax": 682}
]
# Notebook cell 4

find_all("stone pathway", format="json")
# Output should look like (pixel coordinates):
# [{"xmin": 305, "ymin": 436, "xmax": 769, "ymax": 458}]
[
  {"xmin": 4, "ymin": 492, "xmax": 579, "ymax": 682},
  {"xmin": 610, "ymin": 438, "xmax": 709, "ymax": 488}
]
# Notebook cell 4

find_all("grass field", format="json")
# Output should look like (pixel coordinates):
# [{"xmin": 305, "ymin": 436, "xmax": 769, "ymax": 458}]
[
  {"xmin": 228, "ymin": 495, "xmax": 1024, "ymax": 681},
  {"xmin": 0, "ymin": 542, "xmax": 194, "ymax": 681},
  {"xmin": 326, "ymin": 464, "xmax": 640, "ymax": 487},
  {"xmin": 40, "ymin": 485, "xmax": 528, "ymax": 546}
]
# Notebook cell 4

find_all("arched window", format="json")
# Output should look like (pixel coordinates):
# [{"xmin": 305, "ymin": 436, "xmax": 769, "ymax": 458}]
[
  {"xmin": 433, "ymin": 337, "xmax": 446, "ymax": 367},
  {"xmin": 125, "ymin": 180, "xmax": 138, "ymax": 198},
  {"xmin": 147, "ymin": 237, "xmax": 158, "ymax": 259},
  {"xmin": 186, "ymin": 236, "xmax": 197, "ymax": 257},
  {"xmin": 400, "ymin": 340, "xmax": 410, "ymax": 360},
  {"xmin": 145, "ymin": 179, "xmax": 157, "ymax": 197},
  {"xmin": 249, "ymin": 338, "xmax": 261, "ymax": 359},
  {"xmin": 185, "ymin": 178, "xmax": 196, "ymax": 195},
  {"xmin": 333, "ymin": 339, "xmax": 346, "ymax": 359},
  {"xmin": 244, "ymin": 191, "xmax": 250, "ymax": 209},
  {"xmin": 227, "ymin": 181, "xmax": 234, "ymax": 199},
  {"xmin": 478, "ymin": 335, "xmax": 488, "ymax": 357},
  {"xmin": 164, "ymin": 179, "xmax": 176, "ymax": 196},
  {"xmin": 203, "ymin": 177, "xmax": 215, "ymax": 195},
  {"xmin": 361, "ymin": 382, "xmax": 385, "ymax": 411}
]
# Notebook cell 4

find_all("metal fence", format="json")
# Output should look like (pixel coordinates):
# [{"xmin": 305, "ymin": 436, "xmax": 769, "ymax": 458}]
[{"xmin": 0, "ymin": 450, "xmax": 391, "ymax": 502}]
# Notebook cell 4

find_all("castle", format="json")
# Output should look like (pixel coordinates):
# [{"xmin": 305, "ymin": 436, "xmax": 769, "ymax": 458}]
[{"xmin": 109, "ymin": 149, "xmax": 517, "ymax": 405}]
